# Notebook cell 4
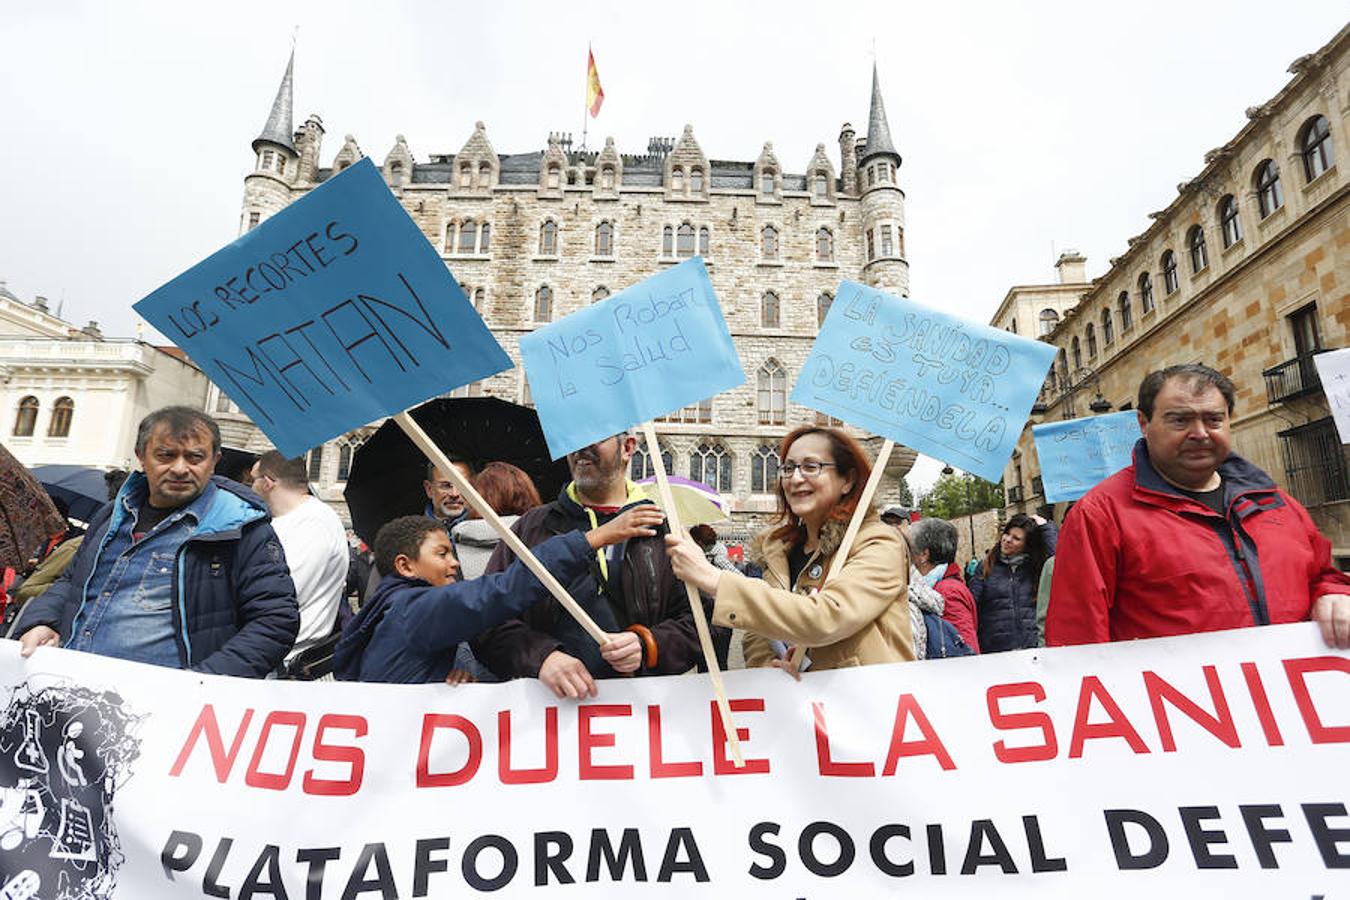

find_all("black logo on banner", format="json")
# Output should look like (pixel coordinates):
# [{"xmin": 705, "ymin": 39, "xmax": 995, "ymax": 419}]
[{"xmin": 0, "ymin": 680, "xmax": 143, "ymax": 899}]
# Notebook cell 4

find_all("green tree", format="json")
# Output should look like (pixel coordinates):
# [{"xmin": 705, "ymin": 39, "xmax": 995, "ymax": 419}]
[
  {"xmin": 896, "ymin": 476, "xmax": 915, "ymax": 507},
  {"xmin": 919, "ymin": 472, "xmax": 1004, "ymax": 520}
]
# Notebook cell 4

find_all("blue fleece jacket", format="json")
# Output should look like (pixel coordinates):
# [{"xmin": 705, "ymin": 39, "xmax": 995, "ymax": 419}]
[{"xmin": 333, "ymin": 529, "xmax": 593, "ymax": 684}]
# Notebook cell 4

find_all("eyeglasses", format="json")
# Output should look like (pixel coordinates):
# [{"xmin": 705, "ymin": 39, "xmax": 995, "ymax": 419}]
[{"xmin": 778, "ymin": 462, "xmax": 837, "ymax": 479}]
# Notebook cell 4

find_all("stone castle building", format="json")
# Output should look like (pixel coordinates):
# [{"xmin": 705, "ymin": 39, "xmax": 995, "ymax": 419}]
[
  {"xmin": 212, "ymin": 53, "xmax": 917, "ymax": 528},
  {"xmin": 995, "ymin": 23, "xmax": 1349, "ymax": 565}
]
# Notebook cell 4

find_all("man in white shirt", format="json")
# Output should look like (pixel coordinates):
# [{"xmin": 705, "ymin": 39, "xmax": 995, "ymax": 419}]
[{"xmin": 250, "ymin": 451, "xmax": 350, "ymax": 663}]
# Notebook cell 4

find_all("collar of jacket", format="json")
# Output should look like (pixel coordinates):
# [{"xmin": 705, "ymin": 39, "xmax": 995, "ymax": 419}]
[
  {"xmin": 559, "ymin": 479, "xmax": 650, "ymax": 518},
  {"xmin": 109, "ymin": 473, "xmax": 267, "ymax": 541},
  {"xmin": 1130, "ymin": 438, "xmax": 1278, "ymax": 519},
  {"xmin": 745, "ymin": 510, "xmax": 858, "ymax": 570}
]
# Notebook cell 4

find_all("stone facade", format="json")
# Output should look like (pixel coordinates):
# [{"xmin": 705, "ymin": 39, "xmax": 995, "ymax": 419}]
[
  {"xmin": 213, "ymin": 61, "xmax": 918, "ymax": 529},
  {"xmin": 997, "ymin": 24, "xmax": 1350, "ymax": 564}
]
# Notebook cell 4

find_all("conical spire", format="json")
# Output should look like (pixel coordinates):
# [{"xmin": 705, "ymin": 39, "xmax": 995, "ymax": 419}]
[
  {"xmin": 253, "ymin": 50, "xmax": 297, "ymax": 154},
  {"xmin": 861, "ymin": 63, "xmax": 898, "ymax": 161}
]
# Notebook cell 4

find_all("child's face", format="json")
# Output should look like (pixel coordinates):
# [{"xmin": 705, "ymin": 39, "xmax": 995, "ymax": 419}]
[{"xmin": 398, "ymin": 529, "xmax": 460, "ymax": 586}]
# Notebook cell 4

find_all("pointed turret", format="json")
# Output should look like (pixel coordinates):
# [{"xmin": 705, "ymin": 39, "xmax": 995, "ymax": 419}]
[
  {"xmin": 860, "ymin": 63, "xmax": 899, "ymax": 164},
  {"xmin": 253, "ymin": 50, "xmax": 297, "ymax": 154}
]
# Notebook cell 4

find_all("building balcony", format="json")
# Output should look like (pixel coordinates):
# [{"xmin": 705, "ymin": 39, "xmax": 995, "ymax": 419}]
[
  {"xmin": 1277, "ymin": 417, "xmax": 1350, "ymax": 507},
  {"xmin": 1263, "ymin": 351, "xmax": 1329, "ymax": 404}
]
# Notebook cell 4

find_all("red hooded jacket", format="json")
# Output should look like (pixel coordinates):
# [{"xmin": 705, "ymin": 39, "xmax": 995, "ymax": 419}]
[{"xmin": 1046, "ymin": 441, "xmax": 1349, "ymax": 645}]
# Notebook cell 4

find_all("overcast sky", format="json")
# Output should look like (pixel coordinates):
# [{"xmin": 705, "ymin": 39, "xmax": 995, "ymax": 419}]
[{"xmin": 1, "ymin": 1, "xmax": 1344, "ymax": 490}]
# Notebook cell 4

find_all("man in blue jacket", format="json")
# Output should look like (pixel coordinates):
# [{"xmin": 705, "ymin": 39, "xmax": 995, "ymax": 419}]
[{"xmin": 18, "ymin": 407, "xmax": 298, "ymax": 677}]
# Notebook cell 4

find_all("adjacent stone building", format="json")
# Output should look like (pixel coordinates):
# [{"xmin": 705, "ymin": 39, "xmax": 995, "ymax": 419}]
[
  {"xmin": 214, "ymin": 53, "xmax": 918, "ymax": 528},
  {"xmin": 998, "ymin": 24, "xmax": 1349, "ymax": 565}
]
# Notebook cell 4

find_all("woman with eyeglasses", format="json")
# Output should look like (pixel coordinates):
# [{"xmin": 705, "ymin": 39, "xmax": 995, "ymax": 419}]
[{"xmin": 666, "ymin": 426, "xmax": 914, "ymax": 674}]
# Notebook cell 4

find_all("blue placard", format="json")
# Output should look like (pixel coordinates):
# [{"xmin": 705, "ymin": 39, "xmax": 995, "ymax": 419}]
[
  {"xmin": 134, "ymin": 158, "xmax": 512, "ymax": 458},
  {"xmin": 791, "ymin": 282, "xmax": 1058, "ymax": 482},
  {"xmin": 519, "ymin": 257, "xmax": 745, "ymax": 459},
  {"xmin": 1032, "ymin": 410, "xmax": 1140, "ymax": 503}
]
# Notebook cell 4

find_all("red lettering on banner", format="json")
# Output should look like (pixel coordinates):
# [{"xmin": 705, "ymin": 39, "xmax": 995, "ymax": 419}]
[
  {"xmin": 244, "ymin": 710, "xmax": 307, "ymax": 790},
  {"xmin": 498, "ymin": 708, "xmax": 559, "ymax": 785},
  {"xmin": 1143, "ymin": 665, "xmax": 1240, "ymax": 752},
  {"xmin": 1068, "ymin": 676, "xmax": 1149, "ymax": 758},
  {"xmin": 578, "ymin": 705, "xmax": 634, "ymax": 780},
  {"xmin": 302, "ymin": 714, "xmax": 367, "ymax": 796},
  {"xmin": 712, "ymin": 699, "xmax": 770, "ymax": 775},
  {"xmin": 813, "ymin": 702, "xmax": 875, "ymax": 777},
  {"xmin": 987, "ymin": 682, "xmax": 1057, "ymax": 763},
  {"xmin": 1240, "ymin": 661, "xmax": 1285, "ymax": 746},
  {"xmin": 648, "ymin": 705, "xmax": 702, "ymax": 778},
  {"xmin": 168, "ymin": 705, "xmax": 255, "ymax": 781},
  {"xmin": 1283, "ymin": 656, "xmax": 1350, "ymax": 744},
  {"xmin": 882, "ymin": 694, "xmax": 956, "ymax": 773},
  {"xmin": 417, "ymin": 714, "xmax": 483, "ymax": 787}
]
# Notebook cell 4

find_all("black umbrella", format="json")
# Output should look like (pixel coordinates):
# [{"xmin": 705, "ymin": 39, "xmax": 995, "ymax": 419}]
[
  {"xmin": 343, "ymin": 397, "xmax": 571, "ymax": 545},
  {"xmin": 31, "ymin": 465, "xmax": 110, "ymax": 523},
  {"xmin": 215, "ymin": 446, "xmax": 260, "ymax": 483}
]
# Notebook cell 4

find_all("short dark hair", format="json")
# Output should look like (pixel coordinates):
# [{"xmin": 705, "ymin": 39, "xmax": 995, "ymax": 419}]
[
  {"xmin": 425, "ymin": 458, "xmax": 471, "ymax": 482},
  {"xmin": 256, "ymin": 450, "xmax": 308, "ymax": 490},
  {"xmin": 910, "ymin": 517, "xmax": 958, "ymax": 566},
  {"xmin": 374, "ymin": 515, "xmax": 444, "ymax": 576},
  {"xmin": 135, "ymin": 406, "xmax": 220, "ymax": 455},
  {"xmin": 1137, "ymin": 364, "xmax": 1235, "ymax": 419}
]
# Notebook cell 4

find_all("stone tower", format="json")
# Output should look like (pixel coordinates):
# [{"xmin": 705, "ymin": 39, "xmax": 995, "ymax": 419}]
[
  {"xmin": 857, "ymin": 64, "xmax": 908, "ymax": 295},
  {"xmin": 240, "ymin": 50, "xmax": 298, "ymax": 234}
]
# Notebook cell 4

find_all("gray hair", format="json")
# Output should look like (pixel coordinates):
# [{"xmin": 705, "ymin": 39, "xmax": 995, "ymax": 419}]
[
  {"xmin": 910, "ymin": 517, "xmax": 958, "ymax": 566},
  {"xmin": 135, "ymin": 406, "xmax": 220, "ymax": 455}
]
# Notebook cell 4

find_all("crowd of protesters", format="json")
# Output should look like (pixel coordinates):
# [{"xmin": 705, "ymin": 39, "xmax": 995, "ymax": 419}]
[{"xmin": 4, "ymin": 362, "xmax": 1348, "ymax": 690}]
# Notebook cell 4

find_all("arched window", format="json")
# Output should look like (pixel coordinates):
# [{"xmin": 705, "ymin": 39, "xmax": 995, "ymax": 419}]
[
  {"xmin": 600, "ymin": 167, "xmax": 615, "ymax": 190},
  {"xmin": 817, "ymin": 292, "xmax": 833, "ymax": 327},
  {"xmin": 1071, "ymin": 337, "xmax": 1082, "ymax": 370},
  {"xmin": 337, "ymin": 434, "xmax": 367, "ymax": 482},
  {"xmin": 478, "ymin": 162, "xmax": 492, "ymax": 186},
  {"xmin": 443, "ymin": 222, "xmax": 455, "ymax": 254},
  {"xmin": 761, "ymin": 225, "xmax": 779, "ymax": 258},
  {"xmin": 13, "ymin": 396, "xmax": 37, "ymax": 437},
  {"xmin": 1299, "ymin": 115, "xmax": 1334, "ymax": 182},
  {"xmin": 816, "ymin": 227, "xmax": 834, "ymax": 261},
  {"xmin": 676, "ymin": 223, "xmax": 695, "ymax": 257},
  {"xmin": 459, "ymin": 164, "xmax": 472, "ymax": 187},
  {"xmin": 592, "ymin": 286, "xmax": 610, "ymax": 303},
  {"xmin": 458, "ymin": 220, "xmax": 478, "ymax": 255},
  {"xmin": 760, "ymin": 170, "xmax": 775, "ymax": 195},
  {"xmin": 662, "ymin": 225, "xmax": 674, "ymax": 257},
  {"xmin": 1038, "ymin": 309, "xmax": 1059, "ymax": 336},
  {"xmin": 1086, "ymin": 324, "xmax": 1098, "ymax": 358},
  {"xmin": 595, "ymin": 221, "xmax": 613, "ymax": 256},
  {"xmin": 690, "ymin": 442, "xmax": 732, "ymax": 493},
  {"xmin": 1162, "ymin": 250, "xmax": 1179, "ymax": 294},
  {"xmin": 473, "ymin": 288, "xmax": 485, "ymax": 311},
  {"xmin": 630, "ymin": 446, "xmax": 673, "ymax": 481},
  {"xmin": 389, "ymin": 161, "xmax": 403, "ymax": 187},
  {"xmin": 1219, "ymin": 195, "xmax": 1243, "ymax": 248},
  {"xmin": 698, "ymin": 226, "xmax": 710, "ymax": 256},
  {"xmin": 1138, "ymin": 273, "xmax": 1154, "ymax": 313},
  {"xmin": 1188, "ymin": 226, "xmax": 1208, "ymax": 273},
  {"xmin": 813, "ymin": 174, "xmax": 828, "ymax": 197},
  {"xmin": 539, "ymin": 220, "xmax": 558, "ymax": 255},
  {"xmin": 534, "ymin": 285, "xmax": 553, "ymax": 322},
  {"xmin": 1058, "ymin": 349, "xmax": 1069, "ymax": 385},
  {"xmin": 757, "ymin": 359, "xmax": 786, "ymax": 425},
  {"xmin": 761, "ymin": 292, "xmax": 781, "ymax": 328},
  {"xmin": 49, "ymin": 397, "xmax": 73, "ymax": 438},
  {"xmin": 478, "ymin": 222, "xmax": 490, "ymax": 253},
  {"xmin": 751, "ymin": 444, "xmax": 780, "ymax": 493},
  {"xmin": 1118, "ymin": 292, "xmax": 1133, "ymax": 331},
  {"xmin": 546, "ymin": 165, "xmax": 561, "ymax": 189},
  {"xmin": 690, "ymin": 168, "xmax": 704, "ymax": 192},
  {"xmin": 1255, "ymin": 160, "xmax": 1283, "ymax": 218},
  {"xmin": 671, "ymin": 167, "xmax": 684, "ymax": 191},
  {"xmin": 307, "ymin": 445, "xmax": 325, "ymax": 482},
  {"xmin": 1101, "ymin": 308, "xmax": 1114, "ymax": 344}
]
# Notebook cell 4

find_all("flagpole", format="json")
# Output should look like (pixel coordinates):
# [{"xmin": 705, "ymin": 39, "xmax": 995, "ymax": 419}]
[{"xmin": 581, "ymin": 43, "xmax": 590, "ymax": 151}]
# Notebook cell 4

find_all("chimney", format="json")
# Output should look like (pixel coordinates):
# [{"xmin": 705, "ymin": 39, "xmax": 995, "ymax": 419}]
[
  {"xmin": 33, "ymin": 295, "xmax": 49, "ymax": 312},
  {"xmin": 81, "ymin": 320, "xmax": 103, "ymax": 340},
  {"xmin": 1055, "ymin": 250, "xmax": 1087, "ymax": 284}
]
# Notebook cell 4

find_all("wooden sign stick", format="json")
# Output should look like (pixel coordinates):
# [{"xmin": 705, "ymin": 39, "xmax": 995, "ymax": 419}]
[
  {"xmin": 640, "ymin": 421, "xmax": 745, "ymax": 767},
  {"xmin": 787, "ymin": 438, "xmax": 895, "ymax": 670},
  {"xmin": 394, "ymin": 411, "xmax": 609, "ymax": 646}
]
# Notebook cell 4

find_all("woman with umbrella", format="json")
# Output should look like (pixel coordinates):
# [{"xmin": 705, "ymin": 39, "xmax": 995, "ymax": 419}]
[{"xmin": 665, "ymin": 426, "xmax": 915, "ymax": 673}]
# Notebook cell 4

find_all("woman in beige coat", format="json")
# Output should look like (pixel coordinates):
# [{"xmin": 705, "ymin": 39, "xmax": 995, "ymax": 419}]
[{"xmin": 666, "ymin": 426, "xmax": 913, "ymax": 672}]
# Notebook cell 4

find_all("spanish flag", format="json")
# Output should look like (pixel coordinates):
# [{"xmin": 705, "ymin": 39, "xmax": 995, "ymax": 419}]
[{"xmin": 586, "ymin": 48, "xmax": 605, "ymax": 118}]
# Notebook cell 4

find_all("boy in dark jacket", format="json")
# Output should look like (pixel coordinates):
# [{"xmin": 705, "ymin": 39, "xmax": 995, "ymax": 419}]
[{"xmin": 334, "ymin": 507, "xmax": 662, "ymax": 684}]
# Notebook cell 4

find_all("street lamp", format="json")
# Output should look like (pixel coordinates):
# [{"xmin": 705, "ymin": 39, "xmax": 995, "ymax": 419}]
[{"xmin": 940, "ymin": 464, "xmax": 978, "ymax": 562}]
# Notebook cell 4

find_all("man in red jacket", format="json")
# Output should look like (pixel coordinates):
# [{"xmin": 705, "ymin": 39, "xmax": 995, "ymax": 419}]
[{"xmin": 1047, "ymin": 364, "xmax": 1350, "ymax": 648}]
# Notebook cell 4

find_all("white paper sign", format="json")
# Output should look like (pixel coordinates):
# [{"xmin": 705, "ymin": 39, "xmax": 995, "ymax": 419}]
[{"xmin": 1313, "ymin": 348, "xmax": 1350, "ymax": 444}]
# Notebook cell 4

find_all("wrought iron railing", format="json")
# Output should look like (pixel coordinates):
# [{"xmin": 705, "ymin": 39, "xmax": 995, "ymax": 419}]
[
  {"xmin": 1278, "ymin": 417, "xmax": 1350, "ymax": 506},
  {"xmin": 1263, "ymin": 351, "xmax": 1326, "ymax": 404}
]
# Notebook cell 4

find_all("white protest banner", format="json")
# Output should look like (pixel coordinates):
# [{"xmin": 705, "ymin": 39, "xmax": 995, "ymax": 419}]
[
  {"xmin": 1313, "ymin": 348, "xmax": 1350, "ymax": 444},
  {"xmin": 2, "ymin": 624, "xmax": 1345, "ymax": 898}
]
